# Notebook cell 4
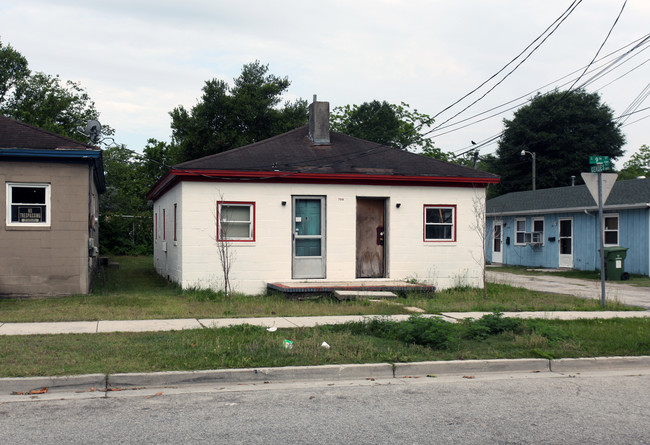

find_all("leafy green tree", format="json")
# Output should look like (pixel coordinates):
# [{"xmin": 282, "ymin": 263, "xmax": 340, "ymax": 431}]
[
  {"xmin": 169, "ymin": 61, "xmax": 308, "ymax": 163},
  {"xmin": 0, "ymin": 39, "xmax": 30, "ymax": 105},
  {"xmin": 2, "ymin": 72, "xmax": 110, "ymax": 142},
  {"xmin": 99, "ymin": 142, "xmax": 168, "ymax": 255},
  {"xmin": 330, "ymin": 100, "xmax": 447, "ymax": 159},
  {"xmin": 492, "ymin": 89, "xmax": 625, "ymax": 195},
  {"xmin": 618, "ymin": 145, "xmax": 650, "ymax": 180}
]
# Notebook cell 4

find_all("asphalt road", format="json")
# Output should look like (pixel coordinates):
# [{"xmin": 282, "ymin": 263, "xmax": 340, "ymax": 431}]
[
  {"xmin": 1, "ymin": 370, "xmax": 648, "ymax": 444},
  {"xmin": 487, "ymin": 270, "xmax": 650, "ymax": 309}
]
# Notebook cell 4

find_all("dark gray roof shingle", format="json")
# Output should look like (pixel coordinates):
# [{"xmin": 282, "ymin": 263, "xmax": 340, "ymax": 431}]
[
  {"xmin": 0, "ymin": 115, "xmax": 95, "ymax": 150},
  {"xmin": 487, "ymin": 178, "xmax": 650, "ymax": 214},
  {"xmin": 176, "ymin": 125, "xmax": 499, "ymax": 180}
]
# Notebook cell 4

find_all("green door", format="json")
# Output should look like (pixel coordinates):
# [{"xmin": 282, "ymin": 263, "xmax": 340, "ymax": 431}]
[{"xmin": 292, "ymin": 197, "xmax": 325, "ymax": 278}]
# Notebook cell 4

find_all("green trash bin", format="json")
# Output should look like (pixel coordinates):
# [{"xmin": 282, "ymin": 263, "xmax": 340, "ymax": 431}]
[{"xmin": 601, "ymin": 247, "xmax": 629, "ymax": 281}]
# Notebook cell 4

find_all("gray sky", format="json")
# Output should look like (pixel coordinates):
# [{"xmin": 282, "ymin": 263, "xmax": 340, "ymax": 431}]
[{"xmin": 1, "ymin": 0, "xmax": 648, "ymax": 167}]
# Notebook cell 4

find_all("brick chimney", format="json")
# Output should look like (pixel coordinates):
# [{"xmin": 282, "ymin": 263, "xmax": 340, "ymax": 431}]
[{"xmin": 308, "ymin": 95, "xmax": 330, "ymax": 145}]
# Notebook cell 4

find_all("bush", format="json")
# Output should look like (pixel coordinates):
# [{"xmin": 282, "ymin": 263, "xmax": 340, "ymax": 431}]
[
  {"xmin": 463, "ymin": 312, "xmax": 524, "ymax": 340},
  {"xmin": 392, "ymin": 316, "xmax": 457, "ymax": 350}
]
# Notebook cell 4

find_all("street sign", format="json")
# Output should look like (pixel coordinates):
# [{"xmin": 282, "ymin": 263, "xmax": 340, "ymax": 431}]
[
  {"xmin": 589, "ymin": 155, "xmax": 610, "ymax": 172},
  {"xmin": 589, "ymin": 156, "xmax": 610, "ymax": 165}
]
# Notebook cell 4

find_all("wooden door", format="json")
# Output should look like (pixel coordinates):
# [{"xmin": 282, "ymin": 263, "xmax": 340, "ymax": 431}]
[{"xmin": 356, "ymin": 198, "xmax": 385, "ymax": 278}]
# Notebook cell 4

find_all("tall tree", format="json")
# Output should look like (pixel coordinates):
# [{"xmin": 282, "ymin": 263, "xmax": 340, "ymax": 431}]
[
  {"xmin": 99, "ymin": 141, "xmax": 174, "ymax": 255},
  {"xmin": 330, "ymin": 100, "xmax": 447, "ymax": 159},
  {"xmin": 492, "ymin": 89, "xmax": 625, "ymax": 195},
  {"xmin": 0, "ymin": 39, "xmax": 30, "ymax": 105},
  {"xmin": 2, "ymin": 72, "xmax": 108, "ymax": 141},
  {"xmin": 169, "ymin": 61, "xmax": 308, "ymax": 163}
]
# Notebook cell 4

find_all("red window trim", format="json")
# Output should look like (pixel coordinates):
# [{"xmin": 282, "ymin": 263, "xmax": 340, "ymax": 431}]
[
  {"xmin": 423, "ymin": 204, "xmax": 457, "ymax": 242},
  {"xmin": 155, "ymin": 212, "xmax": 158, "ymax": 240},
  {"xmin": 162, "ymin": 208, "xmax": 166, "ymax": 241},
  {"xmin": 216, "ymin": 201, "xmax": 256, "ymax": 242},
  {"xmin": 173, "ymin": 203, "xmax": 177, "ymax": 242}
]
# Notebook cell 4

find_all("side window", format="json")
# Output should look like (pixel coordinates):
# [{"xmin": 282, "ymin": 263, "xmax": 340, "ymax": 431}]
[
  {"xmin": 424, "ymin": 205, "xmax": 456, "ymax": 242},
  {"xmin": 217, "ymin": 201, "xmax": 255, "ymax": 241},
  {"xmin": 532, "ymin": 218, "xmax": 544, "ymax": 244},
  {"xmin": 515, "ymin": 218, "xmax": 526, "ymax": 245},
  {"xmin": 6, "ymin": 183, "xmax": 51, "ymax": 227},
  {"xmin": 604, "ymin": 214, "xmax": 619, "ymax": 246}
]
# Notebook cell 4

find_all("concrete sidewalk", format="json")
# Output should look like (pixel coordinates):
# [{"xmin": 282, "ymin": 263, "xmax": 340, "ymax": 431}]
[
  {"xmin": 487, "ymin": 270, "xmax": 650, "ymax": 309},
  {"xmin": 1, "ymin": 311, "xmax": 648, "ymax": 336}
]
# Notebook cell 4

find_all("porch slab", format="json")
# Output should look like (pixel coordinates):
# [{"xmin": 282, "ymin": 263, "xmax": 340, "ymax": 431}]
[
  {"xmin": 267, "ymin": 280, "xmax": 435, "ymax": 299},
  {"xmin": 333, "ymin": 290, "xmax": 397, "ymax": 300}
]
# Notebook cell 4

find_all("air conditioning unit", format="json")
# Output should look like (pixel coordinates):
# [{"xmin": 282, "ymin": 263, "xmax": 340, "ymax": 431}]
[{"xmin": 526, "ymin": 232, "xmax": 543, "ymax": 246}]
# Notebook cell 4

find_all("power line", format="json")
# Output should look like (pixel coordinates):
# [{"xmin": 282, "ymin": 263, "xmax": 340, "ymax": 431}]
[{"xmin": 428, "ymin": 0, "xmax": 583, "ymax": 130}]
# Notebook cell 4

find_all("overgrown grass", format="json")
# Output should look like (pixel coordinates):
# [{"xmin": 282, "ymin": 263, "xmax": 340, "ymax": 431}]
[
  {"xmin": 491, "ymin": 265, "xmax": 650, "ymax": 287},
  {"xmin": 2, "ymin": 315, "xmax": 648, "ymax": 377},
  {"xmin": 0, "ymin": 257, "xmax": 638, "ymax": 323}
]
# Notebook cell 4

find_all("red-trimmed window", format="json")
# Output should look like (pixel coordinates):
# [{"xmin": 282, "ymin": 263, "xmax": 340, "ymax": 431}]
[
  {"xmin": 155, "ymin": 212, "xmax": 158, "ymax": 240},
  {"xmin": 173, "ymin": 203, "xmax": 177, "ymax": 241},
  {"xmin": 217, "ymin": 201, "xmax": 255, "ymax": 241},
  {"xmin": 424, "ymin": 205, "xmax": 456, "ymax": 242}
]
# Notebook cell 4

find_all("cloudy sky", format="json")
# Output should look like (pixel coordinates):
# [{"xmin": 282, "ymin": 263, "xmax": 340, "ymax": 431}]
[{"xmin": 1, "ymin": 0, "xmax": 648, "ymax": 165}]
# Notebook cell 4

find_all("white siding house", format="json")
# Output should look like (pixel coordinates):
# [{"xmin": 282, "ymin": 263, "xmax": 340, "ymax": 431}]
[{"xmin": 148, "ymin": 100, "xmax": 499, "ymax": 295}]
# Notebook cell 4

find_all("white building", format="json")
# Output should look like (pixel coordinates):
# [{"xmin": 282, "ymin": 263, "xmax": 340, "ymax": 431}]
[{"xmin": 147, "ymin": 100, "xmax": 499, "ymax": 295}]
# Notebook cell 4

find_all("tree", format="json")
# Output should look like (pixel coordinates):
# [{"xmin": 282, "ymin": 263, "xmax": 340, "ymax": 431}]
[
  {"xmin": 169, "ymin": 61, "xmax": 308, "ymax": 163},
  {"xmin": 330, "ymin": 100, "xmax": 447, "ymax": 159},
  {"xmin": 0, "ymin": 39, "xmax": 30, "ymax": 106},
  {"xmin": 618, "ymin": 144, "xmax": 650, "ymax": 180},
  {"xmin": 2, "ymin": 72, "xmax": 110, "ymax": 142},
  {"xmin": 492, "ymin": 89, "xmax": 625, "ymax": 195},
  {"xmin": 0, "ymin": 39, "xmax": 111, "ymax": 143}
]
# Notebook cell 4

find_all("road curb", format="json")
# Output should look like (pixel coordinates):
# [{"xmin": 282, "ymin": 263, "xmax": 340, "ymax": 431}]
[
  {"xmin": 394, "ymin": 358, "xmax": 550, "ymax": 377},
  {"xmin": 0, "ymin": 373, "xmax": 106, "ymax": 395},
  {"xmin": 107, "ymin": 363, "xmax": 395, "ymax": 389},
  {"xmin": 550, "ymin": 356, "xmax": 650, "ymax": 373},
  {"xmin": 2, "ymin": 357, "xmax": 649, "ymax": 396}
]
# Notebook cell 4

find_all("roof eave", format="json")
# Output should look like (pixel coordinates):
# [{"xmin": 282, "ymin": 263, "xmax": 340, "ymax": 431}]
[
  {"xmin": 487, "ymin": 202, "xmax": 650, "ymax": 217},
  {"xmin": 148, "ymin": 169, "xmax": 499, "ymax": 201}
]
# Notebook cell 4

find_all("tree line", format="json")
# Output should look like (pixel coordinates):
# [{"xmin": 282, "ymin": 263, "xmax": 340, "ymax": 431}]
[{"xmin": 1, "ymin": 38, "xmax": 643, "ymax": 255}]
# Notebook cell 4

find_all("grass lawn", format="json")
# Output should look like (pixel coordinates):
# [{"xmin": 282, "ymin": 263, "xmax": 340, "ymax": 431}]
[
  {"xmin": 1, "ymin": 257, "xmax": 648, "ymax": 377},
  {"xmin": 1, "ymin": 317, "xmax": 648, "ymax": 377},
  {"xmin": 0, "ymin": 256, "xmax": 637, "ymax": 323}
]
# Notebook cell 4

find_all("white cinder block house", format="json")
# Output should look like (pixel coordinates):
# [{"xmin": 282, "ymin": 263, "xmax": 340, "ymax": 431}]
[{"xmin": 147, "ymin": 100, "xmax": 499, "ymax": 295}]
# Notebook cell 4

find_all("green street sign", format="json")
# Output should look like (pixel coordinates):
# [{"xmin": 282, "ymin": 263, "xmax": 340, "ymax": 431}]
[
  {"xmin": 589, "ymin": 155, "xmax": 610, "ymax": 165},
  {"xmin": 590, "ymin": 164, "xmax": 608, "ymax": 173}
]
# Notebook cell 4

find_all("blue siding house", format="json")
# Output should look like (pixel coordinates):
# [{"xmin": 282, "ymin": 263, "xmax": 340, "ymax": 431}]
[{"xmin": 486, "ymin": 178, "xmax": 650, "ymax": 276}]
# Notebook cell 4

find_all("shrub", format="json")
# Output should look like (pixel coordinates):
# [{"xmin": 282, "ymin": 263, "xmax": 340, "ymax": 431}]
[{"xmin": 463, "ymin": 312, "xmax": 524, "ymax": 340}]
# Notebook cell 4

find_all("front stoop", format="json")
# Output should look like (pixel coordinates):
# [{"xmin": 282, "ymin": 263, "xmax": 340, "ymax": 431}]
[{"xmin": 267, "ymin": 281, "xmax": 436, "ymax": 299}]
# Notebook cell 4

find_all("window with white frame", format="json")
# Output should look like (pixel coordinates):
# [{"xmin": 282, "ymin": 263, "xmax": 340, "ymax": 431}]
[
  {"xmin": 604, "ymin": 214, "xmax": 619, "ymax": 246},
  {"xmin": 6, "ymin": 183, "xmax": 51, "ymax": 226},
  {"xmin": 217, "ymin": 201, "xmax": 255, "ymax": 241},
  {"xmin": 424, "ymin": 205, "xmax": 456, "ymax": 241},
  {"xmin": 532, "ymin": 218, "xmax": 544, "ymax": 244},
  {"xmin": 515, "ymin": 218, "xmax": 526, "ymax": 245}
]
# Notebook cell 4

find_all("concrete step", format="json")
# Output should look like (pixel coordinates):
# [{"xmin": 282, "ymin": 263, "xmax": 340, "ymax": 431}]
[{"xmin": 333, "ymin": 290, "xmax": 397, "ymax": 301}]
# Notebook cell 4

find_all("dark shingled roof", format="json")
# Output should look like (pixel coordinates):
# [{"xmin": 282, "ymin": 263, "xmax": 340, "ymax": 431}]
[
  {"xmin": 0, "ymin": 115, "xmax": 95, "ymax": 150},
  {"xmin": 175, "ymin": 125, "xmax": 499, "ymax": 180},
  {"xmin": 487, "ymin": 177, "xmax": 650, "ymax": 215},
  {"xmin": 0, "ymin": 115, "xmax": 105, "ymax": 193}
]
